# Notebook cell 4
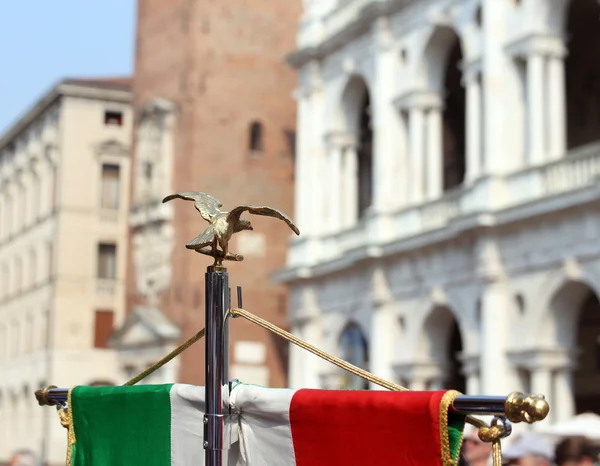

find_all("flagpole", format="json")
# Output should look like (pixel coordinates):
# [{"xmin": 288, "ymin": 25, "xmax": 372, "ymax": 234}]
[{"xmin": 204, "ymin": 264, "xmax": 229, "ymax": 466}]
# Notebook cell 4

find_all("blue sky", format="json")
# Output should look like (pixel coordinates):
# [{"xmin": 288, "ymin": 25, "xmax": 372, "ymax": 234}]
[{"xmin": 0, "ymin": 1, "xmax": 136, "ymax": 134}]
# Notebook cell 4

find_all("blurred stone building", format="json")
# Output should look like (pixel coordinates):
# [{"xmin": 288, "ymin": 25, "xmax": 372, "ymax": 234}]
[
  {"xmin": 0, "ymin": 78, "xmax": 133, "ymax": 464},
  {"xmin": 110, "ymin": 0, "xmax": 301, "ymax": 388},
  {"xmin": 278, "ymin": 0, "xmax": 600, "ymax": 426}
]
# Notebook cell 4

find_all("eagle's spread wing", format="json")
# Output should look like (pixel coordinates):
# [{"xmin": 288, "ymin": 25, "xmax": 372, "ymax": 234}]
[
  {"xmin": 185, "ymin": 225, "xmax": 216, "ymax": 250},
  {"xmin": 228, "ymin": 205, "xmax": 300, "ymax": 235},
  {"xmin": 162, "ymin": 192, "xmax": 222, "ymax": 223}
]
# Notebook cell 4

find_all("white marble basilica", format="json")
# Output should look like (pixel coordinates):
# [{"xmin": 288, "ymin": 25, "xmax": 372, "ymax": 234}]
[{"xmin": 277, "ymin": 0, "xmax": 600, "ymax": 427}]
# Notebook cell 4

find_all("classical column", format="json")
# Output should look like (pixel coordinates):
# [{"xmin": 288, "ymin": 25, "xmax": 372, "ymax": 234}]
[
  {"xmin": 372, "ymin": 17, "xmax": 403, "ymax": 210},
  {"xmin": 408, "ymin": 107, "xmax": 425, "ymax": 204},
  {"xmin": 410, "ymin": 376, "xmax": 428, "ymax": 391},
  {"xmin": 368, "ymin": 304, "xmax": 395, "ymax": 388},
  {"xmin": 342, "ymin": 144, "xmax": 358, "ymax": 229},
  {"xmin": 547, "ymin": 53, "xmax": 566, "ymax": 160},
  {"xmin": 301, "ymin": 316, "xmax": 323, "ymax": 389},
  {"xmin": 479, "ymin": 280, "xmax": 512, "ymax": 395},
  {"xmin": 326, "ymin": 137, "xmax": 343, "ymax": 234},
  {"xmin": 288, "ymin": 322, "xmax": 306, "ymax": 389},
  {"xmin": 460, "ymin": 353, "xmax": 481, "ymax": 395},
  {"xmin": 481, "ymin": 0, "xmax": 511, "ymax": 173},
  {"xmin": 527, "ymin": 52, "xmax": 545, "ymax": 165},
  {"xmin": 309, "ymin": 85, "xmax": 327, "ymax": 236},
  {"xmin": 426, "ymin": 105, "xmax": 442, "ymax": 199},
  {"xmin": 368, "ymin": 267, "xmax": 396, "ymax": 388},
  {"xmin": 553, "ymin": 367, "xmax": 575, "ymax": 422},
  {"xmin": 294, "ymin": 95, "xmax": 311, "ymax": 234},
  {"xmin": 465, "ymin": 71, "xmax": 482, "ymax": 181},
  {"xmin": 531, "ymin": 367, "xmax": 553, "ymax": 424}
]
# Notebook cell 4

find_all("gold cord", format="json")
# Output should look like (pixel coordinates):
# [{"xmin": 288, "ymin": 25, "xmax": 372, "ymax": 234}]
[
  {"xmin": 229, "ymin": 307, "xmax": 409, "ymax": 392},
  {"xmin": 57, "ymin": 305, "xmax": 506, "ymax": 466},
  {"xmin": 123, "ymin": 328, "xmax": 206, "ymax": 386},
  {"xmin": 466, "ymin": 416, "xmax": 505, "ymax": 466},
  {"xmin": 230, "ymin": 307, "xmax": 504, "ymax": 466}
]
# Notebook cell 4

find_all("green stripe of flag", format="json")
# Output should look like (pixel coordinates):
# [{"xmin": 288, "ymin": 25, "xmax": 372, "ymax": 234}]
[{"xmin": 71, "ymin": 384, "xmax": 174, "ymax": 466}]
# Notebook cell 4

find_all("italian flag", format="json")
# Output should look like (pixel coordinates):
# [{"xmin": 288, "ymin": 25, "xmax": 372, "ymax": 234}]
[{"xmin": 66, "ymin": 383, "xmax": 465, "ymax": 465}]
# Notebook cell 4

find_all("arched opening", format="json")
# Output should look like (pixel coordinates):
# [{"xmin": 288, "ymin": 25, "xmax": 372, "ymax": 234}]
[
  {"xmin": 565, "ymin": 0, "xmax": 600, "ymax": 150},
  {"xmin": 442, "ymin": 37, "xmax": 466, "ymax": 191},
  {"xmin": 545, "ymin": 281, "xmax": 600, "ymax": 416},
  {"xmin": 574, "ymin": 291, "xmax": 600, "ymax": 413},
  {"xmin": 340, "ymin": 76, "xmax": 373, "ymax": 221},
  {"xmin": 447, "ymin": 320, "xmax": 466, "ymax": 392},
  {"xmin": 338, "ymin": 321, "xmax": 369, "ymax": 390},
  {"xmin": 357, "ymin": 92, "xmax": 373, "ymax": 218},
  {"xmin": 420, "ymin": 306, "xmax": 466, "ymax": 391},
  {"xmin": 249, "ymin": 121, "xmax": 264, "ymax": 152}
]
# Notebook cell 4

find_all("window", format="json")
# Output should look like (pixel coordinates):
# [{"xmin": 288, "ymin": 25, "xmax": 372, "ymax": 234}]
[
  {"xmin": 5, "ymin": 195, "xmax": 12, "ymax": 237},
  {"xmin": 100, "ymin": 164, "xmax": 120, "ymax": 209},
  {"xmin": 249, "ymin": 121, "xmax": 264, "ymax": 152},
  {"xmin": 29, "ymin": 250, "xmax": 37, "ymax": 287},
  {"xmin": 97, "ymin": 243, "xmax": 117, "ymax": 279},
  {"xmin": 14, "ymin": 257, "xmax": 22, "ymax": 294},
  {"xmin": 50, "ymin": 164, "xmax": 58, "ymax": 211},
  {"xmin": 144, "ymin": 161, "xmax": 153, "ymax": 181},
  {"xmin": 0, "ymin": 325, "xmax": 5, "ymax": 361},
  {"xmin": 47, "ymin": 242, "xmax": 54, "ymax": 280},
  {"xmin": 31, "ymin": 172, "xmax": 40, "ymax": 221},
  {"xmin": 104, "ymin": 111, "xmax": 123, "ymax": 127},
  {"xmin": 339, "ymin": 322, "xmax": 369, "ymax": 390},
  {"xmin": 1, "ymin": 264, "xmax": 7, "ymax": 299},
  {"xmin": 94, "ymin": 310, "xmax": 115, "ymax": 348}
]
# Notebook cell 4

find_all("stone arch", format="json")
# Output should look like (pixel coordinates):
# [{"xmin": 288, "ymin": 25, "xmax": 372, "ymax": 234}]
[
  {"xmin": 419, "ymin": 26, "xmax": 464, "ymax": 94},
  {"xmin": 417, "ymin": 305, "xmax": 466, "ymax": 392},
  {"xmin": 539, "ymin": 279, "xmax": 599, "ymax": 348},
  {"xmin": 539, "ymin": 279, "xmax": 600, "ymax": 414},
  {"xmin": 531, "ymin": 268, "xmax": 600, "ymax": 345},
  {"xmin": 339, "ymin": 75, "xmax": 370, "ymax": 134},
  {"xmin": 337, "ymin": 74, "xmax": 374, "ymax": 219},
  {"xmin": 564, "ymin": 0, "xmax": 600, "ymax": 150},
  {"xmin": 418, "ymin": 25, "xmax": 467, "ymax": 192}
]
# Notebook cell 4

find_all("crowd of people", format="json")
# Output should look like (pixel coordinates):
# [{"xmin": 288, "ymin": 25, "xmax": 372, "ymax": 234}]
[{"xmin": 459, "ymin": 425, "xmax": 599, "ymax": 466}]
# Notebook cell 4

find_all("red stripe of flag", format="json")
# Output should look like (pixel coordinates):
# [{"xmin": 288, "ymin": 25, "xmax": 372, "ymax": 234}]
[{"xmin": 289, "ymin": 389, "xmax": 446, "ymax": 466}]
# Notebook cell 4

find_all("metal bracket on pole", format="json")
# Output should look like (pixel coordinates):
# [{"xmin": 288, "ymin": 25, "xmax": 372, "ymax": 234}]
[{"xmin": 203, "ymin": 413, "xmax": 225, "ymax": 450}]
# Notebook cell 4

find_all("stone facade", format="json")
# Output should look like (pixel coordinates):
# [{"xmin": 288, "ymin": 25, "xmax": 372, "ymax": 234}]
[
  {"xmin": 279, "ymin": 0, "xmax": 600, "ymax": 428},
  {"xmin": 0, "ymin": 78, "xmax": 133, "ymax": 464},
  {"xmin": 115, "ymin": 0, "xmax": 302, "ymax": 388}
]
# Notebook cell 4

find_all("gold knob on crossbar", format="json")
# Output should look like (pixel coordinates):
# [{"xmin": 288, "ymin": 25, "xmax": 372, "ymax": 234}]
[
  {"xmin": 35, "ymin": 385, "xmax": 57, "ymax": 406},
  {"xmin": 505, "ymin": 392, "xmax": 550, "ymax": 424}
]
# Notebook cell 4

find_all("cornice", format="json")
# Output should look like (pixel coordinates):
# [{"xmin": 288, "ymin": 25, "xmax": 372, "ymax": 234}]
[
  {"xmin": 95, "ymin": 139, "xmax": 131, "ymax": 159},
  {"xmin": 286, "ymin": 0, "xmax": 421, "ymax": 69},
  {"xmin": 393, "ymin": 89, "xmax": 443, "ymax": 111},
  {"xmin": 505, "ymin": 32, "xmax": 567, "ymax": 59},
  {"xmin": 507, "ymin": 347, "xmax": 580, "ymax": 370}
]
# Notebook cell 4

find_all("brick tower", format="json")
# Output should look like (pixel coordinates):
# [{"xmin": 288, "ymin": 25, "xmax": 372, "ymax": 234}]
[{"xmin": 118, "ymin": 0, "xmax": 302, "ymax": 387}]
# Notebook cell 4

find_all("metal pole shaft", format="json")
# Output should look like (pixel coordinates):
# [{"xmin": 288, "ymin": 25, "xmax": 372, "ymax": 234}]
[{"xmin": 204, "ymin": 266, "xmax": 229, "ymax": 466}]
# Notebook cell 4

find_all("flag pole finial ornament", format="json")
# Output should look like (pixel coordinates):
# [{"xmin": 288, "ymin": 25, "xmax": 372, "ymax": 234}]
[
  {"xmin": 504, "ymin": 392, "xmax": 550, "ymax": 424},
  {"xmin": 162, "ymin": 191, "xmax": 300, "ymax": 267}
]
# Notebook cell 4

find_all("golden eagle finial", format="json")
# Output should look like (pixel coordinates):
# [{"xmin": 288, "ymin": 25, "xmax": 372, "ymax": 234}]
[{"xmin": 162, "ymin": 191, "xmax": 300, "ymax": 266}]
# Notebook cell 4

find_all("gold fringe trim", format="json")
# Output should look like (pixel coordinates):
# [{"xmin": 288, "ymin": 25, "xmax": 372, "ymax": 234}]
[
  {"xmin": 50, "ymin": 306, "xmax": 509, "ymax": 466},
  {"xmin": 439, "ymin": 390, "xmax": 462, "ymax": 466},
  {"xmin": 58, "ymin": 388, "xmax": 76, "ymax": 466}
]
